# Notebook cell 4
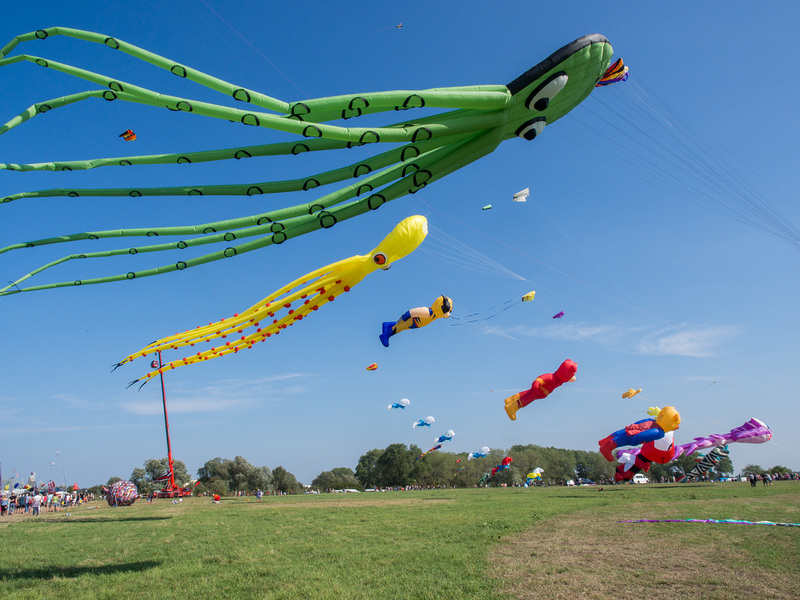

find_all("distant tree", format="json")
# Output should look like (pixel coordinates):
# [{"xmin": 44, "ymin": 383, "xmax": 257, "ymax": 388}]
[
  {"xmin": 272, "ymin": 466, "xmax": 300, "ymax": 493},
  {"xmin": 207, "ymin": 478, "xmax": 229, "ymax": 496},
  {"xmin": 741, "ymin": 463, "xmax": 763, "ymax": 475},
  {"xmin": 87, "ymin": 484, "xmax": 105, "ymax": 496},
  {"xmin": 143, "ymin": 458, "xmax": 191, "ymax": 487},
  {"xmin": 355, "ymin": 449, "xmax": 383, "ymax": 488},
  {"xmin": 106, "ymin": 476, "xmax": 122, "ymax": 487},
  {"xmin": 197, "ymin": 457, "xmax": 272, "ymax": 493},
  {"xmin": 712, "ymin": 456, "xmax": 734, "ymax": 478},
  {"xmin": 769, "ymin": 465, "xmax": 792, "ymax": 475},
  {"xmin": 129, "ymin": 467, "xmax": 152, "ymax": 494},
  {"xmin": 198, "ymin": 457, "xmax": 229, "ymax": 482},
  {"xmin": 311, "ymin": 471, "xmax": 339, "ymax": 490},
  {"xmin": 376, "ymin": 443, "xmax": 418, "ymax": 487}
]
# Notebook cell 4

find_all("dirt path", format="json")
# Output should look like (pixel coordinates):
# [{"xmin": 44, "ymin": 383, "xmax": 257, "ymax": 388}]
[{"xmin": 490, "ymin": 504, "xmax": 798, "ymax": 600}]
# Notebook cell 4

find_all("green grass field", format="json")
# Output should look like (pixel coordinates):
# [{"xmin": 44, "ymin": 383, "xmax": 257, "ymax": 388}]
[{"xmin": 1, "ymin": 482, "xmax": 798, "ymax": 599}]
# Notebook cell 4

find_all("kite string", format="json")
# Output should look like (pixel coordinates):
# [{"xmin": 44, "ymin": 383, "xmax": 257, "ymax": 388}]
[
  {"xmin": 413, "ymin": 195, "xmax": 797, "ymax": 400},
  {"xmin": 191, "ymin": 0, "xmax": 311, "ymax": 100}
]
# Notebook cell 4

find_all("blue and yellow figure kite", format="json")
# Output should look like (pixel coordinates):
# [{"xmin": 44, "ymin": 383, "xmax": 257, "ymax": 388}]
[{"xmin": 379, "ymin": 295, "xmax": 452, "ymax": 347}]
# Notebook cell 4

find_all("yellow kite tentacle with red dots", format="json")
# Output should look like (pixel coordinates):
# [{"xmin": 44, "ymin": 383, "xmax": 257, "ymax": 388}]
[{"xmin": 115, "ymin": 215, "xmax": 428, "ymax": 387}]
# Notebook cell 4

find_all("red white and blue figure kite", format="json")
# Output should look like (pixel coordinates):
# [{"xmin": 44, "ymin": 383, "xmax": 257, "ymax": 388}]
[
  {"xmin": 614, "ymin": 417, "xmax": 771, "ymax": 482},
  {"xmin": 599, "ymin": 406, "xmax": 681, "ymax": 463}
]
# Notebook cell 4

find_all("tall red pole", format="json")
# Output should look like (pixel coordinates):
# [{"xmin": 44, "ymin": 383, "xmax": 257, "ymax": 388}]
[{"xmin": 156, "ymin": 351, "xmax": 176, "ymax": 491}]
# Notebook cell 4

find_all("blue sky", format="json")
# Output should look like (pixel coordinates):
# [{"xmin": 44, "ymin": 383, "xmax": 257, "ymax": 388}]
[{"xmin": 1, "ymin": 1, "xmax": 798, "ymax": 487}]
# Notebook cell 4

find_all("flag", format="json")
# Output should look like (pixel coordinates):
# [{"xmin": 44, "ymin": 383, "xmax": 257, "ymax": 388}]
[{"xmin": 153, "ymin": 471, "xmax": 172, "ymax": 482}]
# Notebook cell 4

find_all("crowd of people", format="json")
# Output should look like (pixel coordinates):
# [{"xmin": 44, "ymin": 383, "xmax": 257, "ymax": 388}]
[{"xmin": 0, "ymin": 491, "xmax": 95, "ymax": 516}]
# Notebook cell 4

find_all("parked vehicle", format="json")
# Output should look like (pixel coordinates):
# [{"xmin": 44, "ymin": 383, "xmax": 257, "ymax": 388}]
[{"xmin": 632, "ymin": 474, "xmax": 649, "ymax": 484}]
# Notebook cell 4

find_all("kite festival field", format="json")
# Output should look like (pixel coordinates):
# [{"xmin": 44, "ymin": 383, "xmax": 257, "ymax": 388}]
[{"xmin": 0, "ymin": 483, "xmax": 797, "ymax": 599}]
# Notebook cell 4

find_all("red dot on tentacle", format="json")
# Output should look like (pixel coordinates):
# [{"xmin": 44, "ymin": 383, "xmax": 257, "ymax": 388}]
[
  {"xmin": 312, "ymin": 305, "xmax": 319, "ymax": 310},
  {"xmin": 288, "ymin": 309, "xmax": 294, "ymax": 314},
  {"xmin": 344, "ymin": 286, "xmax": 351, "ymax": 292},
  {"xmin": 328, "ymin": 296, "xmax": 335, "ymax": 301},
  {"xmin": 284, "ymin": 303, "xmax": 291, "ymax": 308}
]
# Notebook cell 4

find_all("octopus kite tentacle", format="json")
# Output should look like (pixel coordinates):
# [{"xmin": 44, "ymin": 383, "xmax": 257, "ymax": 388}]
[
  {"xmin": 115, "ymin": 214, "xmax": 428, "ymax": 387},
  {"xmin": 617, "ymin": 418, "xmax": 772, "ymax": 462},
  {"xmin": 0, "ymin": 28, "xmax": 619, "ymax": 295}
]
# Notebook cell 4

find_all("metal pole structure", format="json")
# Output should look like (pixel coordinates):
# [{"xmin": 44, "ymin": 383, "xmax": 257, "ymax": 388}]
[{"xmin": 156, "ymin": 351, "xmax": 177, "ymax": 493}]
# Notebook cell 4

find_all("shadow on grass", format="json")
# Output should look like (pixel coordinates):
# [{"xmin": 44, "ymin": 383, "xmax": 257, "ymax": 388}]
[
  {"xmin": 37, "ymin": 516, "xmax": 173, "ymax": 524},
  {"xmin": 0, "ymin": 559, "xmax": 161, "ymax": 581}
]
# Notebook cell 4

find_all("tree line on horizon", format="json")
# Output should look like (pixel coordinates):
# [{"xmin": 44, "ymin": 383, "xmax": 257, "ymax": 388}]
[{"xmin": 86, "ymin": 442, "xmax": 795, "ymax": 496}]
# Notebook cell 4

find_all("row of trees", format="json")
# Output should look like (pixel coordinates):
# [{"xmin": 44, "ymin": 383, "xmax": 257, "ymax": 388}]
[
  {"xmin": 103, "ymin": 446, "xmax": 793, "ymax": 495},
  {"xmin": 351, "ymin": 443, "xmax": 618, "ymax": 489}
]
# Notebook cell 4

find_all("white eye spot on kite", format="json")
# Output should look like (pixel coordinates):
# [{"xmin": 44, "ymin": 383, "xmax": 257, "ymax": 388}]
[
  {"xmin": 525, "ymin": 72, "xmax": 568, "ymax": 111},
  {"xmin": 515, "ymin": 117, "xmax": 546, "ymax": 141}
]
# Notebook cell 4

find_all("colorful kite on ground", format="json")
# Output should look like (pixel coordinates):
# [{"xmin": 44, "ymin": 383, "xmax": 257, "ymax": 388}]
[
  {"xmin": 622, "ymin": 388, "xmax": 642, "ymax": 399},
  {"xmin": 379, "ymin": 295, "xmax": 452, "ymax": 347},
  {"xmin": 0, "ymin": 28, "xmax": 619, "ymax": 295},
  {"xmin": 115, "ymin": 215, "xmax": 427, "ymax": 387},
  {"xmin": 412, "ymin": 416, "xmax": 435, "ymax": 429},
  {"xmin": 620, "ymin": 518, "xmax": 800, "ymax": 528},
  {"xmin": 387, "ymin": 398, "xmax": 410, "ymax": 411},
  {"xmin": 504, "ymin": 359, "xmax": 577, "ymax": 420},
  {"xmin": 107, "ymin": 480, "xmax": 138, "ymax": 507}
]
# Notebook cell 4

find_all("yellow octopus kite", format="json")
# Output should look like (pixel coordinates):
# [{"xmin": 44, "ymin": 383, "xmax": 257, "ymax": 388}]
[{"xmin": 115, "ymin": 215, "xmax": 428, "ymax": 387}]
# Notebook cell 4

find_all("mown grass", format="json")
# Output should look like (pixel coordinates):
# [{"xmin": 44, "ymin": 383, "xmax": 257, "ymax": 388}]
[{"xmin": 0, "ymin": 482, "xmax": 797, "ymax": 599}]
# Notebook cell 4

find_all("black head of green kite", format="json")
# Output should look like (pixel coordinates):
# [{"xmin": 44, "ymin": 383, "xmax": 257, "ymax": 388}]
[{"xmin": 0, "ymin": 29, "xmax": 618, "ymax": 295}]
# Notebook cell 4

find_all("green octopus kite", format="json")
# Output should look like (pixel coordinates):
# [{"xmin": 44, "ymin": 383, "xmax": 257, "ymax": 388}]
[{"xmin": 0, "ymin": 27, "xmax": 622, "ymax": 295}]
